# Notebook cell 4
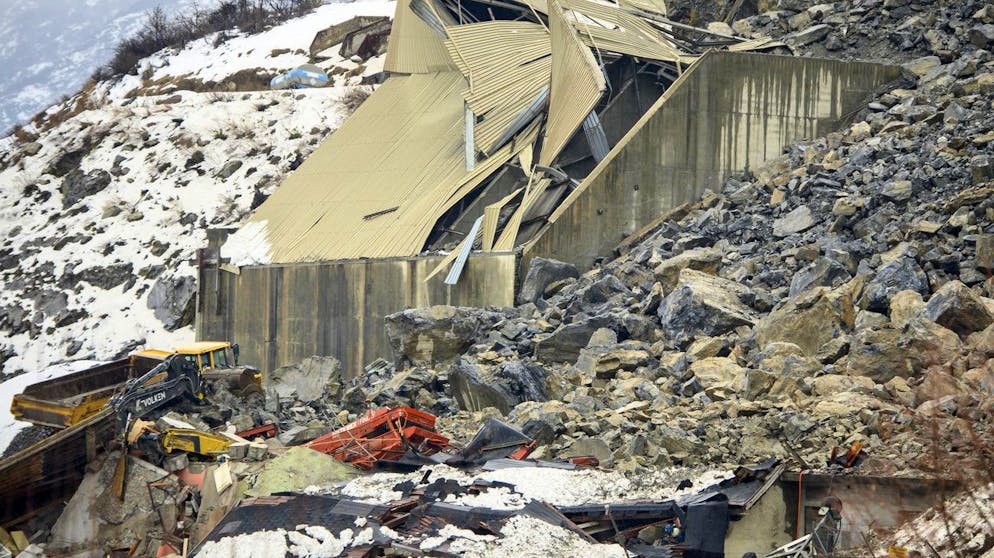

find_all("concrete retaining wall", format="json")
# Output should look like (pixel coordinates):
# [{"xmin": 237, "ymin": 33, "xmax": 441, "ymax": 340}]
[
  {"xmin": 197, "ymin": 231, "xmax": 516, "ymax": 376},
  {"xmin": 197, "ymin": 52, "xmax": 902, "ymax": 374},
  {"xmin": 525, "ymin": 51, "xmax": 904, "ymax": 270}
]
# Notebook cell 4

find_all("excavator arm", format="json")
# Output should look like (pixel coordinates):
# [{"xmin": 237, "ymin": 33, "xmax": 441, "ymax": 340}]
[{"xmin": 108, "ymin": 355, "xmax": 204, "ymax": 429}]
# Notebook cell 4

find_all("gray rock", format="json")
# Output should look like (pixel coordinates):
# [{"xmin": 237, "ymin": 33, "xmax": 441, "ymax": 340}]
[
  {"xmin": 385, "ymin": 306, "xmax": 507, "ymax": 366},
  {"xmin": 969, "ymin": 24, "xmax": 994, "ymax": 48},
  {"xmin": 784, "ymin": 24, "xmax": 831, "ymax": 48},
  {"xmin": 658, "ymin": 269, "xmax": 755, "ymax": 346},
  {"xmin": 923, "ymin": 280, "xmax": 994, "ymax": 336},
  {"xmin": 77, "ymin": 263, "xmax": 133, "ymax": 291},
  {"xmin": 534, "ymin": 315, "xmax": 613, "ymax": 363},
  {"xmin": 60, "ymin": 169, "xmax": 111, "ymax": 209},
  {"xmin": 789, "ymin": 257, "xmax": 851, "ymax": 297},
  {"xmin": 518, "ymin": 258, "xmax": 579, "ymax": 304},
  {"xmin": 881, "ymin": 180, "xmax": 913, "ymax": 202},
  {"xmin": 864, "ymin": 257, "xmax": 929, "ymax": 312},
  {"xmin": 773, "ymin": 205, "xmax": 817, "ymax": 237},
  {"xmin": 267, "ymin": 356, "xmax": 342, "ymax": 403},
  {"xmin": 449, "ymin": 360, "xmax": 548, "ymax": 414},
  {"xmin": 147, "ymin": 275, "xmax": 197, "ymax": 331},
  {"xmin": 216, "ymin": 160, "xmax": 243, "ymax": 179}
]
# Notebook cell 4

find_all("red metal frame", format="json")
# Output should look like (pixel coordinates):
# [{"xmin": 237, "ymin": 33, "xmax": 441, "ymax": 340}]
[{"xmin": 305, "ymin": 406, "xmax": 450, "ymax": 469}]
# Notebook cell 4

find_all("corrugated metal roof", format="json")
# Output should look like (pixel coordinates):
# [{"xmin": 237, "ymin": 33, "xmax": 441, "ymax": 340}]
[
  {"xmin": 240, "ymin": 72, "xmax": 536, "ymax": 263},
  {"xmin": 384, "ymin": 0, "xmax": 457, "ymax": 73},
  {"xmin": 445, "ymin": 21, "xmax": 552, "ymax": 154},
  {"xmin": 538, "ymin": 0, "xmax": 606, "ymax": 165}
]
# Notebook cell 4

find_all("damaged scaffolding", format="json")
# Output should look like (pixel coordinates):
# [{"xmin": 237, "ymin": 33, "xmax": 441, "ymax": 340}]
[{"xmin": 219, "ymin": 0, "xmax": 781, "ymax": 270}]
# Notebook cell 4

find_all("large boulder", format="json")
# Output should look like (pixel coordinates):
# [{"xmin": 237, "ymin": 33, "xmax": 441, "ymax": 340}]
[
  {"xmin": 518, "ymin": 257, "xmax": 579, "ymax": 304},
  {"xmin": 900, "ymin": 317, "xmax": 962, "ymax": 369},
  {"xmin": 266, "ymin": 356, "xmax": 342, "ymax": 403},
  {"xmin": 789, "ymin": 257, "xmax": 852, "ymax": 298},
  {"xmin": 863, "ymin": 257, "xmax": 929, "ymax": 312},
  {"xmin": 847, "ymin": 328, "xmax": 917, "ymax": 382},
  {"xmin": 147, "ymin": 275, "xmax": 197, "ymax": 331},
  {"xmin": 688, "ymin": 357, "xmax": 744, "ymax": 389},
  {"xmin": 449, "ymin": 360, "xmax": 548, "ymax": 414},
  {"xmin": 889, "ymin": 290, "xmax": 926, "ymax": 329},
  {"xmin": 772, "ymin": 205, "xmax": 818, "ymax": 237},
  {"xmin": 61, "ymin": 168, "xmax": 111, "ymax": 209},
  {"xmin": 754, "ymin": 285, "xmax": 856, "ymax": 356},
  {"xmin": 534, "ymin": 314, "xmax": 614, "ymax": 363},
  {"xmin": 922, "ymin": 280, "xmax": 994, "ymax": 336},
  {"xmin": 658, "ymin": 269, "xmax": 755, "ymax": 346},
  {"xmin": 653, "ymin": 248, "xmax": 722, "ymax": 292},
  {"xmin": 385, "ymin": 306, "xmax": 506, "ymax": 366}
]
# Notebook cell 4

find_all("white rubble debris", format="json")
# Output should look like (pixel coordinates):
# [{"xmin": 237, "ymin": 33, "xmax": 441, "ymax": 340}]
[
  {"xmin": 338, "ymin": 463, "xmax": 730, "ymax": 508},
  {"xmin": 196, "ymin": 528, "xmax": 290, "ymax": 558},
  {"xmin": 448, "ymin": 515, "xmax": 628, "ymax": 558}
]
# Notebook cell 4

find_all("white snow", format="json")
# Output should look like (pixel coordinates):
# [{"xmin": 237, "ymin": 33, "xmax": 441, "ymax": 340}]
[
  {"xmin": 109, "ymin": 0, "xmax": 396, "ymax": 99},
  {"xmin": 196, "ymin": 523, "xmax": 398, "ymax": 558},
  {"xmin": 221, "ymin": 220, "xmax": 272, "ymax": 266}
]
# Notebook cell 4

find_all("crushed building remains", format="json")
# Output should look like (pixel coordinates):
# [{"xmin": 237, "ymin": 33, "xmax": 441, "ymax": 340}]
[{"xmin": 199, "ymin": 0, "xmax": 902, "ymax": 376}]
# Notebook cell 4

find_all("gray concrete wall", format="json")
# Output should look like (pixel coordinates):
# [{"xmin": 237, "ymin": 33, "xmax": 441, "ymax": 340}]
[
  {"xmin": 781, "ymin": 474, "xmax": 957, "ymax": 551},
  {"xmin": 197, "ymin": 231, "xmax": 516, "ymax": 376},
  {"xmin": 725, "ymin": 484, "xmax": 793, "ymax": 556},
  {"xmin": 524, "ymin": 51, "xmax": 904, "ymax": 270}
]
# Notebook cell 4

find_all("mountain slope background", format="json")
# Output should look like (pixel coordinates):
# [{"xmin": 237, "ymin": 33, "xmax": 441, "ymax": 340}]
[{"xmin": 0, "ymin": 0, "xmax": 221, "ymax": 134}]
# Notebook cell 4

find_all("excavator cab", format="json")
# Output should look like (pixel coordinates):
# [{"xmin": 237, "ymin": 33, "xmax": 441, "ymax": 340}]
[{"xmin": 172, "ymin": 341, "xmax": 262, "ymax": 396}]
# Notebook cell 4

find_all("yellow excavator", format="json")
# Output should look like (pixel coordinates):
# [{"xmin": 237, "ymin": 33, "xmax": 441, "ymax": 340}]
[{"xmin": 10, "ymin": 341, "xmax": 260, "ymax": 429}]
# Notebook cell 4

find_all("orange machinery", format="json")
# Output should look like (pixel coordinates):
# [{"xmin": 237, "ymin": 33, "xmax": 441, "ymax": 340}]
[{"xmin": 305, "ymin": 406, "xmax": 450, "ymax": 469}]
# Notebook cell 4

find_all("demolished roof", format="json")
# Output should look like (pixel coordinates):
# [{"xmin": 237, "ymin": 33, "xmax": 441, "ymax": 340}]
[{"xmin": 226, "ymin": 0, "xmax": 782, "ymax": 265}]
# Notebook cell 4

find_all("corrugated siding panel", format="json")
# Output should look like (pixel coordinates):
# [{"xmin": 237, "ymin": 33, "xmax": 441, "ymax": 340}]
[
  {"xmin": 539, "ymin": 0, "xmax": 606, "ymax": 165},
  {"xmin": 384, "ymin": 0, "xmax": 457, "ymax": 73},
  {"xmin": 444, "ymin": 21, "xmax": 552, "ymax": 154},
  {"xmin": 242, "ymin": 72, "xmax": 532, "ymax": 263}
]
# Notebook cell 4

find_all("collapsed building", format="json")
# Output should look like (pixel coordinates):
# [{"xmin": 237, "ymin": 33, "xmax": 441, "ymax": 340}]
[{"xmin": 197, "ymin": 0, "xmax": 903, "ymax": 376}]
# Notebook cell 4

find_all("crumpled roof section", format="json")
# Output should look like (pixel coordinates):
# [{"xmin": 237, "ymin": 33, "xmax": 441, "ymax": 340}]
[
  {"xmin": 445, "ymin": 21, "xmax": 552, "ymax": 155},
  {"xmin": 225, "ymin": 0, "xmax": 785, "ymax": 264},
  {"xmin": 539, "ymin": 0, "xmax": 606, "ymax": 165}
]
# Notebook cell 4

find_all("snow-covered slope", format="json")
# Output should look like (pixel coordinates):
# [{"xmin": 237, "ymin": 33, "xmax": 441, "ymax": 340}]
[
  {"xmin": 0, "ymin": 0, "xmax": 395, "ymax": 451},
  {"xmin": 0, "ymin": 0, "xmax": 214, "ymax": 134}
]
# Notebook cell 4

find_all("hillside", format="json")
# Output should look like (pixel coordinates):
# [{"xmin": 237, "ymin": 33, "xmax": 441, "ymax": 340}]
[{"xmin": 0, "ymin": 0, "xmax": 395, "ymax": 451}]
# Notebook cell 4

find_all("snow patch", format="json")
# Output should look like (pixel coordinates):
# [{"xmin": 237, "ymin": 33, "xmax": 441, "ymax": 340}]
[{"xmin": 221, "ymin": 220, "xmax": 272, "ymax": 267}]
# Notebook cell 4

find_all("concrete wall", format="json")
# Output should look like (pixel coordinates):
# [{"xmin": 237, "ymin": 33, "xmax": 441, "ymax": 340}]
[
  {"xmin": 198, "ymin": 52, "xmax": 902, "ymax": 375},
  {"xmin": 197, "ymin": 231, "xmax": 517, "ymax": 376},
  {"xmin": 780, "ymin": 473, "xmax": 957, "ymax": 551},
  {"xmin": 524, "ymin": 51, "xmax": 904, "ymax": 270},
  {"xmin": 725, "ymin": 484, "xmax": 793, "ymax": 556}
]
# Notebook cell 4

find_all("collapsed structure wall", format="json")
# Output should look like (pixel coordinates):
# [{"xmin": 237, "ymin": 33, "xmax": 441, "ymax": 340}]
[
  {"xmin": 198, "ymin": 53, "xmax": 901, "ymax": 374},
  {"xmin": 198, "ymin": 230, "xmax": 516, "ymax": 376},
  {"xmin": 524, "ymin": 51, "xmax": 904, "ymax": 270}
]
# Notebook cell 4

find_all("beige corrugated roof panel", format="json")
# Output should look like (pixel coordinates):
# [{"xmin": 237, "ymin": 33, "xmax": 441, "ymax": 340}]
[
  {"xmin": 385, "ymin": 0, "xmax": 457, "ymax": 73},
  {"xmin": 538, "ymin": 0, "xmax": 607, "ymax": 166},
  {"xmin": 229, "ymin": 71, "xmax": 538, "ymax": 264},
  {"xmin": 444, "ymin": 21, "xmax": 552, "ymax": 154}
]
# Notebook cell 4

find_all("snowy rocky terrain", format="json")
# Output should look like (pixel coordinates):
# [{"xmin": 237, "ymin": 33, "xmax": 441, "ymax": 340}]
[
  {"xmin": 0, "ymin": 0, "xmax": 395, "ymax": 452},
  {"xmin": 0, "ymin": 0, "xmax": 219, "ymax": 133}
]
